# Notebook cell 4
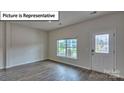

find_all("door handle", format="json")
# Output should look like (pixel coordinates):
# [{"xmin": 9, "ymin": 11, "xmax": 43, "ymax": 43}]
[
  {"xmin": 91, "ymin": 49, "xmax": 95, "ymax": 55},
  {"xmin": 91, "ymin": 49, "xmax": 95, "ymax": 53}
]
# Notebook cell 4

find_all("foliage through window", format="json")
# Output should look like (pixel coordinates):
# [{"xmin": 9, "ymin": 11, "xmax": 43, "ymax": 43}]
[{"xmin": 57, "ymin": 39, "xmax": 77, "ymax": 59}]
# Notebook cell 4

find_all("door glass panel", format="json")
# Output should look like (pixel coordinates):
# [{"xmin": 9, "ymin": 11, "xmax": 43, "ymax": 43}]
[{"xmin": 95, "ymin": 34, "xmax": 109, "ymax": 53}]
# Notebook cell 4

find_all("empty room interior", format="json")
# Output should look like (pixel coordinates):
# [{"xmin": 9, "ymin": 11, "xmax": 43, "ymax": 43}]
[{"xmin": 0, "ymin": 11, "xmax": 124, "ymax": 81}]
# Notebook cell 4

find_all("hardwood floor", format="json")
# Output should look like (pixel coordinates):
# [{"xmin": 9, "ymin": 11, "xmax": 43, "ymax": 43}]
[{"xmin": 0, "ymin": 60, "xmax": 123, "ymax": 81}]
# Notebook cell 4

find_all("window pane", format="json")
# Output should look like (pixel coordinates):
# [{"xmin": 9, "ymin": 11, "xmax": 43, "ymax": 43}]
[
  {"xmin": 67, "ymin": 48, "xmax": 77, "ymax": 59},
  {"xmin": 57, "ymin": 39, "xmax": 77, "ymax": 59},
  {"xmin": 67, "ymin": 39, "xmax": 77, "ymax": 48},
  {"xmin": 95, "ymin": 34, "xmax": 109, "ymax": 53},
  {"xmin": 67, "ymin": 39, "xmax": 77, "ymax": 59},
  {"xmin": 57, "ymin": 40, "xmax": 66, "ymax": 56}
]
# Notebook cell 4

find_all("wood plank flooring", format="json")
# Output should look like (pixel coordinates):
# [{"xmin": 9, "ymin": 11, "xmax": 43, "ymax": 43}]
[{"xmin": 0, "ymin": 60, "xmax": 123, "ymax": 81}]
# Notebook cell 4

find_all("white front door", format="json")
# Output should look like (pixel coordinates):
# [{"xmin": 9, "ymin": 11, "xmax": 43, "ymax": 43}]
[{"xmin": 91, "ymin": 31, "xmax": 116, "ymax": 73}]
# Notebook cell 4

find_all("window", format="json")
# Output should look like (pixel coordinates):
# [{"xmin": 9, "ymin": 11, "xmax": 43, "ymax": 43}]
[
  {"xmin": 57, "ymin": 39, "xmax": 77, "ymax": 59},
  {"xmin": 95, "ymin": 34, "xmax": 109, "ymax": 53}
]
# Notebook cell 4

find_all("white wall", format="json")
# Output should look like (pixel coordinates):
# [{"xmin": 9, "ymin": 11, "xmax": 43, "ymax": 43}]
[
  {"xmin": 6, "ymin": 23, "xmax": 48, "ymax": 68},
  {"xmin": 48, "ymin": 13, "xmax": 124, "ymax": 77},
  {"xmin": 0, "ymin": 22, "xmax": 4, "ymax": 69}
]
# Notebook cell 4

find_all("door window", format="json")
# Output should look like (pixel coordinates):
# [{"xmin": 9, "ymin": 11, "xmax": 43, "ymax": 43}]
[{"xmin": 95, "ymin": 34, "xmax": 109, "ymax": 53}]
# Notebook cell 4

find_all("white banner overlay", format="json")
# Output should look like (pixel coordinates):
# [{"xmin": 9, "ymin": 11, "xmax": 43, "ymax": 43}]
[{"xmin": 0, "ymin": 11, "xmax": 59, "ymax": 20}]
